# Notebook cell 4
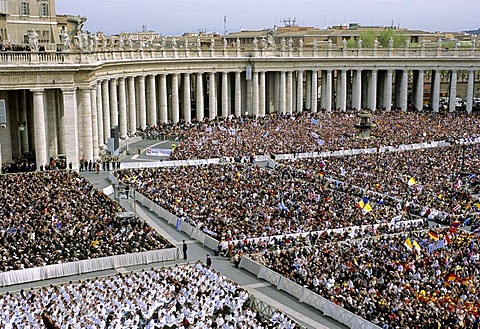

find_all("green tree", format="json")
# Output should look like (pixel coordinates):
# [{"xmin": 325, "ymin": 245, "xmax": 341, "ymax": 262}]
[{"xmin": 377, "ymin": 29, "xmax": 407, "ymax": 48}]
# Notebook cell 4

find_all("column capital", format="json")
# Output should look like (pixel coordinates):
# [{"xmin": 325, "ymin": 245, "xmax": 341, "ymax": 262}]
[
  {"xmin": 31, "ymin": 88, "xmax": 45, "ymax": 94},
  {"xmin": 61, "ymin": 88, "xmax": 76, "ymax": 94}
]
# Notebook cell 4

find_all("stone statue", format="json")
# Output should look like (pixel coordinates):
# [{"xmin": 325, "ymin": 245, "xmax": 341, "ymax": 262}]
[
  {"xmin": 196, "ymin": 36, "xmax": 201, "ymax": 50},
  {"xmin": 93, "ymin": 34, "xmax": 99, "ymax": 50},
  {"xmin": 389, "ymin": 37, "xmax": 394, "ymax": 49},
  {"xmin": 312, "ymin": 38, "xmax": 318, "ymax": 50},
  {"xmin": 405, "ymin": 39, "xmax": 410, "ymax": 48},
  {"xmin": 299, "ymin": 38, "xmax": 304, "ymax": 50},
  {"xmin": 472, "ymin": 36, "xmax": 477, "ymax": 49},
  {"xmin": 160, "ymin": 36, "xmax": 166, "ymax": 49},
  {"xmin": 280, "ymin": 38, "xmax": 286, "ymax": 51},
  {"xmin": 223, "ymin": 38, "xmax": 227, "ymax": 50},
  {"xmin": 172, "ymin": 37, "xmax": 177, "ymax": 50},
  {"xmin": 236, "ymin": 38, "xmax": 241, "ymax": 50},
  {"xmin": 74, "ymin": 31, "xmax": 87, "ymax": 51},
  {"xmin": 109, "ymin": 35, "xmax": 114, "ymax": 50},
  {"xmin": 209, "ymin": 37, "xmax": 215, "ymax": 50},
  {"xmin": 437, "ymin": 38, "xmax": 442, "ymax": 49},
  {"xmin": 421, "ymin": 39, "xmax": 425, "ymax": 49},
  {"xmin": 28, "ymin": 29, "xmax": 39, "ymax": 51},
  {"xmin": 60, "ymin": 30, "xmax": 70, "ymax": 50},
  {"xmin": 88, "ymin": 37, "xmax": 94, "ymax": 52},
  {"xmin": 287, "ymin": 37, "xmax": 293, "ymax": 50},
  {"xmin": 454, "ymin": 38, "xmax": 459, "ymax": 50},
  {"xmin": 184, "ymin": 36, "xmax": 189, "ymax": 49},
  {"xmin": 253, "ymin": 37, "xmax": 258, "ymax": 50},
  {"xmin": 118, "ymin": 35, "xmax": 124, "ymax": 50},
  {"xmin": 260, "ymin": 37, "xmax": 267, "ymax": 50},
  {"xmin": 266, "ymin": 31, "xmax": 276, "ymax": 48},
  {"xmin": 374, "ymin": 38, "xmax": 379, "ymax": 49},
  {"xmin": 124, "ymin": 34, "xmax": 131, "ymax": 49},
  {"xmin": 328, "ymin": 38, "xmax": 333, "ymax": 49},
  {"xmin": 357, "ymin": 38, "xmax": 362, "ymax": 49},
  {"xmin": 342, "ymin": 38, "xmax": 347, "ymax": 49}
]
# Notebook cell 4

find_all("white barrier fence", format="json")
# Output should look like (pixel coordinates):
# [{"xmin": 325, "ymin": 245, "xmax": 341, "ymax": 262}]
[
  {"xmin": 0, "ymin": 248, "xmax": 178, "ymax": 287},
  {"xmin": 135, "ymin": 192, "xmax": 221, "ymax": 251},
  {"xmin": 239, "ymin": 257, "xmax": 381, "ymax": 329}
]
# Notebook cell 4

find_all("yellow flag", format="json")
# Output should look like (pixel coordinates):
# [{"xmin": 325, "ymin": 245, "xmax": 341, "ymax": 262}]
[{"xmin": 408, "ymin": 177, "xmax": 416, "ymax": 186}]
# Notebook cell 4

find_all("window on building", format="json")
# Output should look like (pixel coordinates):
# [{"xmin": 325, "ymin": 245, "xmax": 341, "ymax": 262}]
[
  {"xmin": 0, "ymin": 0, "xmax": 7, "ymax": 13},
  {"xmin": 20, "ymin": 1, "xmax": 30, "ymax": 16},
  {"xmin": 39, "ymin": 1, "xmax": 49, "ymax": 16}
]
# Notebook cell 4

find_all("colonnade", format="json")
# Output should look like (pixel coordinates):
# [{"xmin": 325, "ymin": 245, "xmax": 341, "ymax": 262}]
[{"xmin": 1, "ymin": 66, "xmax": 478, "ymax": 169}]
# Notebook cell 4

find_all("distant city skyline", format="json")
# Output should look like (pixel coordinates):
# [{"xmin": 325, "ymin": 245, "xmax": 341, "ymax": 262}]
[{"xmin": 57, "ymin": 0, "xmax": 480, "ymax": 35}]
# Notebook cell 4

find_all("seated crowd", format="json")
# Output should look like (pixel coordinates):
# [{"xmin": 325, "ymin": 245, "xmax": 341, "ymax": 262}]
[
  {"xmin": 134, "ymin": 110, "xmax": 480, "ymax": 160},
  {"xmin": 116, "ymin": 163, "xmax": 420, "ymax": 241},
  {"xmin": 0, "ymin": 171, "xmax": 171, "ymax": 272},
  {"xmin": 281, "ymin": 144, "xmax": 480, "ymax": 224},
  {"xmin": 252, "ymin": 230, "xmax": 480, "ymax": 329},
  {"xmin": 0, "ymin": 262, "xmax": 297, "ymax": 328}
]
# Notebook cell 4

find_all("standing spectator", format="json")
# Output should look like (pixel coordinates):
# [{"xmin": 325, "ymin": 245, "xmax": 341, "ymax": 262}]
[
  {"xmin": 183, "ymin": 240, "xmax": 188, "ymax": 260},
  {"xmin": 206, "ymin": 254, "xmax": 212, "ymax": 267}
]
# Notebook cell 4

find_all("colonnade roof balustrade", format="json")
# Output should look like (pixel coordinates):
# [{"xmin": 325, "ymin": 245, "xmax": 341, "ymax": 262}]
[{"xmin": 0, "ymin": 44, "xmax": 479, "ymax": 66}]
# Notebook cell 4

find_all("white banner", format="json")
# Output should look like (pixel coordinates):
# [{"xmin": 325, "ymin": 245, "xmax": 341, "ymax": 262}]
[{"xmin": 145, "ymin": 148, "xmax": 172, "ymax": 157}]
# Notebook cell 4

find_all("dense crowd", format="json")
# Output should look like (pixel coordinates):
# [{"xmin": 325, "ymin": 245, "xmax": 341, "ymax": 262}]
[
  {"xmin": 281, "ymin": 144, "xmax": 480, "ymax": 223},
  {"xmin": 135, "ymin": 110, "xmax": 480, "ymax": 160},
  {"xmin": 0, "ymin": 262, "xmax": 297, "ymax": 328},
  {"xmin": 116, "ymin": 163, "xmax": 417, "ymax": 241},
  {"xmin": 252, "ymin": 230, "xmax": 480, "ymax": 329},
  {"xmin": 0, "ymin": 171, "xmax": 171, "ymax": 272}
]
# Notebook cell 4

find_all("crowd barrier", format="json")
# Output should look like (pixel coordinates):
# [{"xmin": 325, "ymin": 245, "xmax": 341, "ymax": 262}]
[
  {"xmin": 134, "ymin": 192, "xmax": 221, "ymax": 251},
  {"xmin": 0, "ymin": 247, "xmax": 178, "ymax": 287},
  {"xmin": 239, "ymin": 256, "xmax": 381, "ymax": 329}
]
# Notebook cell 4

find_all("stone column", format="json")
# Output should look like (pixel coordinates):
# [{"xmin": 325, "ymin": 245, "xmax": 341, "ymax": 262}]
[
  {"xmin": 81, "ymin": 88, "xmax": 93, "ymax": 161},
  {"xmin": 320, "ymin": 71, "xmax": 327, "ymax": 110},
  {"xmin": 146, "ymin": 75, "xmax": 157, "ymax": 125},
  {"xmin": 279, "ymin": 71, "xmax": 286, "ymax": 114},
  {"xmin": 297, "ymin": 70, "xmax": 304, "ymax": 112},
  {"xmin": 235, "ymin": 71, "xmax": 241, "ymax": 117},
  {"xmin": 137, "ymin": 76, "xmax": 147, "ymax": 130},
  {"xmin": 209, "ymin": 72, "xmax": 217, "ymax": 120},
  {"xmin": 90, "ymin": 87, "xmax": 99, "ymax": 159},
  {"xmin": 127, "ymin": 76, "xmax": 137, "ymax": 134},
  {"xmin": 259, "ymin": 71, "xmax": 266, "ymax": 116},
  {"xmin": 96, "ymin": 82, "xmax": 104, "ymax": 148},
  {"xmin": 432, "ymin": 70, "xmax": 441, "ymax": 112},
  {"xmin": 448, "ymin": 70, "xmax": 457, "ymax": 112},
  {"xmin": 252, "ymin": 71, "xmax": 259, "ymax": 116},
  {"xmin": 286, "ymin": 71, "xmax": 293, "ymax": 114},
  {"xmin": 196, "ymin": 73, "xmax": 204, "ymax": 121},
  {"xmin": 399, "ymin": 70, "xmax": 408, "ymax": 111},
  {"xmin": 46, "ymin": 91, "xmax": 58, "ymax": 158},
  {"xmin": 62, "ymin": 89, "xmax": 79, "ymax": 169},
  {"xmin": 413, "ymin": 70, "xmax": 424, "ymax": 111},
  {"xmin": 101, "ymin": 80, "xmax": 110, "ymax": 142},
  {"xmin": 221, "ymin": 72, "xmax": 229, "ymax": 118},
  {"xmin": 339, "ymin": 69, "xmax": 347, "ymax": 111},
  {"xmin": 369, "ymin": 70, "xmax": 378, "ymax": 110},
  {"xmin": 109, "ymin": 78, "xmax": 118, "ymax": 127},
  {"xmin": 325, "ymin": 70, "xmax": 333, "ymax": 111},
  {"xmin": 118, "ymin": 77, "xmax": 127, "ymax": 138},
  {"xmin": 353, "ymin": 70, "xmax": 362, "ymax": 110},
  {"xmin": 159, "ymin": 74, "xmax": 168, "ymax": 123},
  {"xmin": 19, "ymin": 90, "xmax": 29, "ymax": 153},
  {"xmin": 311, "ymin": 70, "xmax": 318, "ymax": 113},
  {"xmin": 305, "ymin": 71, "xmax": 312, "ymax": 110},
  {"xmin": 33, "ymin": 90, "xmax": 48, "ymax": 167},
  {"xmin": 383, "ymin": 70, "xmax": 393, "ymax": 110},
  {"xmin": 171, "ymin": 74, "xmax": 180, "ymax": 123},
  {"xmin": 183, "ymin": 73, "xmax": 192, "ymax": 123},
  {"xmin": 466, "ymin": 70, "xmax": 475, "ymax": 114}
]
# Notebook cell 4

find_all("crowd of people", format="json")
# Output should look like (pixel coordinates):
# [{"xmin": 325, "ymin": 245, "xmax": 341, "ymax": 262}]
[
  {"xmin": 0, "ymin": 262, "xmax": 297, "ymax": 328},
  {"xmin": 133, "ymin": 110, "xmax": 480, "ymax": 160},
  {"xmin": 280, "ymin": 143, "xmax": 480, "ymax": 225},
  {"xmin": 252, "ymin": 230, "xmax": 480, "ymax": 329},
  {"xmin": 116, "ymin": 163, "xmax": 425, "ymax": 242},
  {"xmin": 0, "ymin": 170, "xmax": 171, "ymax": 272}
]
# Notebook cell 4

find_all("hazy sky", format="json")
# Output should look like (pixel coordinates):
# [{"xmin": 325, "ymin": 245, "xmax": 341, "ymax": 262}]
[{"xmin": 56, "ymin": 0, "xmax": 480, "ymax": 36}]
